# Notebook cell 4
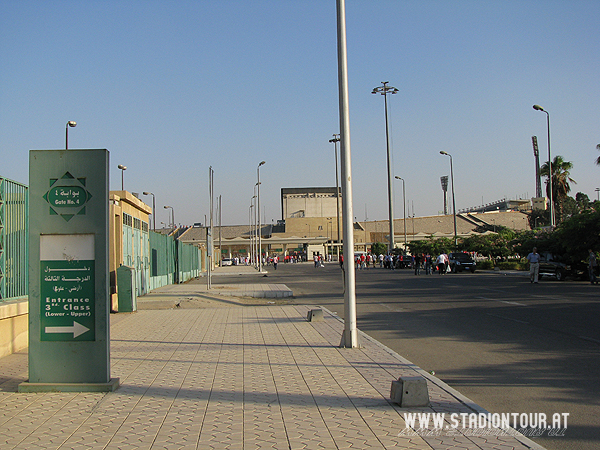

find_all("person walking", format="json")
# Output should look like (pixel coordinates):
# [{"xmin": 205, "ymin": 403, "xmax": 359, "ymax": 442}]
[
  {"xmin": 414, "ymin": 254, "xmax": 421, "ymax": 275},
  {"xmin": 588, "ymin": 249, "xmax": 597, "ymax": 284},
  {"xmin": 425, "ymin": 253, "xmax": 432, "ymax": 275},
  {"xmin": 273, "ymin": 254, "xmax": 278, "ymax": 270},
  {"xmin": 527, "ymin": 247, "xmax": 541, "ymax": 283}
]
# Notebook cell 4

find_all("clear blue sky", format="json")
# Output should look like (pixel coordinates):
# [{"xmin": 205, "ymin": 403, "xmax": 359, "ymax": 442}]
[{"xmin": 2, "ymin": 0, "xmax": 599, "ymax": 227}]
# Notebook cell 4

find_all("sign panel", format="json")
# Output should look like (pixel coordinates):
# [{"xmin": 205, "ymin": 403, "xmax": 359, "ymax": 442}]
[
  {"xmin": 24, "ymin": 149, "xmax": 114, "ymax": 389},
  {"xmin": 40, "ymin": 234, "xmax": 95, "ymax": 341}
]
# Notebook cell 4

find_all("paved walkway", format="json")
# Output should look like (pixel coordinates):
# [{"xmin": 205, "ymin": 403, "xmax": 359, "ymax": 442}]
[{"xmin": 0, "ymin": 304, "xmax": 545, "ymax": 450}]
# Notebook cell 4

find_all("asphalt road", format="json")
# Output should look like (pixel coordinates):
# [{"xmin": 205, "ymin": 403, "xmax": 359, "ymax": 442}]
[{"xmin": 216, "ymin": 261, "xmax": 600, "ymax": 450}]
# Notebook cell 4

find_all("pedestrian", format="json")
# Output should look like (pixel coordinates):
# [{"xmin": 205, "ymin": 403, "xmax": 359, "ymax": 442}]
[
  {"xmin": 527, "ymin": 247, "xmax": 540, "ymax": 283},
  {"xmin": 436, "ymin": 253, "xmax": 445, "ymax": 274},
  {"xmin": 425, "ymin": 253, "xmax": 432, "ymax": 275},
  {"xmin": 414, "ymin": 254, "xmax": 421, "ymax": 275},
  {"xmin": 588, "ymin": 249, "xmax": 597, "ymax": 285},
  {"xmin": 273, "ymin": 255, "xmax": 278, "ymax": 270}
]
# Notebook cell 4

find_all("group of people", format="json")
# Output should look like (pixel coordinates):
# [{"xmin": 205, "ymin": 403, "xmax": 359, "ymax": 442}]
[{"xmin": 413, "ymin": 253, "xmax": 451, "ymax": 275}]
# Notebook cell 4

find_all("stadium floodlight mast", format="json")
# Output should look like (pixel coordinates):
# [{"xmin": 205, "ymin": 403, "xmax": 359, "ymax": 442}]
[
  {"xmin": 439, "ymin": 151, "xmax": 457, "ymax": 247},
  {"xmin": 372, "ymin": 81, "xmax": 399, "ymax": 254},
  {"xmin": 533, "ymin": 104, "xmax": 554, "ymax": 227},
  {"xmin": 65, "ymin": 121, "xmax": 76, "ymax": 150}
]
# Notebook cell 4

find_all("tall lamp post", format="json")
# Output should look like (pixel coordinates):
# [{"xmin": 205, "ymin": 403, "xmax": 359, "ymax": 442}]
[
  {"xmin": 65, "ymin": 121, "xmax": 76, "ymax": 150},
  {"xmin": 439, "ymin": 151, "xmax": 457, "ymax": 247},
  {"xmin": 142, "ymin": 192, "xmax": 156, "ymax": 230},
  {"xmin": 249, "ymin": 202, "xmax": 254, "ymax": 264},
  {"xmin": 117, "ymin": 165, "xmax": 127, "ymax": 190},
  {"xmin": 329, "ymin": 134, "xmax": 342, "ymax": 261},
  {"xmin": 394, "ymin": 176, "xmax": 407, "ymax": 249},
  {"xmin": 533, "ymin": 105, "xmax": 554, "ymax": 227},
  {"xmin": 372, "ymin": 81, "xmax": 398, "ymax": 254},
  {"xmin": 257, "ymin": 161, "xmax": 266, "ymax": 273},
  {"xmin": 163, "ymin": 205, "xmax": 174, "ymax": 229},
  {"xmin": 252, "ymin": 192, "xmax": 257, "ymax": 267}
]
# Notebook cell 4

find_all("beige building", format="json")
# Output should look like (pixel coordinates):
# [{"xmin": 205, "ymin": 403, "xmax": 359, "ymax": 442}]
[
  {"xmin": 281, "ymin": 187, "xmax": 341, "ymax": 219},
  {"xmin": 109, "ymin": 191, "xmax": 152, "ymax": 311}
]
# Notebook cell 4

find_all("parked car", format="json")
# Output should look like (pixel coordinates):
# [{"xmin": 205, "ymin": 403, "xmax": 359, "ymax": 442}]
[
  {"xmin": 538, "ymin": 252, "xmax": 570, "ymax": 281},
  {"xmin": 221, "ymin": 258, "xmax": 233, "ymax": 266},
  {"xmin": 448, "ymin": 252, "xmax": 476, "ymax": 273}
]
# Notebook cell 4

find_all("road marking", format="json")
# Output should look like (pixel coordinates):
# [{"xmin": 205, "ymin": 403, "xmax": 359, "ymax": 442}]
[
  {"xmin": 377, "ymin": 303, "xmax": 405, "ymax": 312},
  {"xmin": 486, "ymin": 313, "xmax": 529, "ymax": 324},
  {"xmin": 579, "ymin": 336, "xmax": 600, "ymax": 345},
  {"xmin": 476, "ymin": 296, "xmax": 527, "ymax": 306}
]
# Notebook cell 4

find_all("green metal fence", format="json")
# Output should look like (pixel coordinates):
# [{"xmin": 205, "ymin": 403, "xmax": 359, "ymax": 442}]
[
  {"xmin": 149, "ymin": 230, "xmax": 176, "ymax": 290},
  {"xmin": 0, "ymin": 177, "xmax": 29, "ymax": 301},
  {"xmin": 177, "ymin": 239, "xmax": 201, "ymax": 283},
  {"xmin": 148, "ymin": 231, "xmax": 201, "ymax": 288}
]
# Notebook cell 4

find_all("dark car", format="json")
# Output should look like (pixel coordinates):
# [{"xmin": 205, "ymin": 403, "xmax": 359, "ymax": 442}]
[
  {"xmin": 538, "ymin": 252, "xmax": 570, "ymax": 281},
  {"xmin": 448, "ymin": 252, "xmax": 476, "ymax": 273}
]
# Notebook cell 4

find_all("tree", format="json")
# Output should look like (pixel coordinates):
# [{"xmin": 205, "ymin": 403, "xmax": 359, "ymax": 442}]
[
  {"xmin": 371, "ymin": 242, "xmax": 387, "ymax": 256},
  {"xmin": 540, "ymin": 155, "xmax": 576, "ymax": 223},
  {"xmin": 575, "ymin": 192, "xmax": 591, "ymax": 211},
  {"xmin": 527, "ymin": 208, "xmax": 550, "ymax": 229}
]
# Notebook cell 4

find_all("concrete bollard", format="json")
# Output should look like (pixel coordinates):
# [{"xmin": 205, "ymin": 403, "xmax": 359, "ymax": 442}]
[
  {"xmin": 307, "ymin": 309, "xmax": 324, "ymax": 322},
  {"xmin": 390, "ymin": 375, "xmax": 430, "ymax": 407}
]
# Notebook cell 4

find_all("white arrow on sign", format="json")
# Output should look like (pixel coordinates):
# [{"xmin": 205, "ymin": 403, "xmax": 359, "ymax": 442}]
[{"xmin": 45, "ymin": 321, "xmax": 90, "ymax": 338}]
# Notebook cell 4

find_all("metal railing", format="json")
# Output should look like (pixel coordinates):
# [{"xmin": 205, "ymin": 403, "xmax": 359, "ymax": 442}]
[{"xmin": 0, "ymin": 176, "xmax": 29, "ymax": 301}]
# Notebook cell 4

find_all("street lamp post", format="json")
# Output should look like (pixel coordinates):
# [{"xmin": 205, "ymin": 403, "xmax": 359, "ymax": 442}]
[
  {"xmin": 142, "ymin": 192, "xmax": 156, "ymax": 230},
  {"xmin": 533, "ymin": 105, "xmax": 554, "ymax": 227},
  {"xmin": 257, "ymin": 161, "xmax": 266, "ymax": 273},
  {"xmin": 439, "ymin": 151, "xmax": 457, "ymax": 247},
  {"xmin": 65, "ymin": 121, "xmax": 76, "ymax": 150},
  {"xmin": 337, "ymin": 0, "xmax": 357, "ymax": 348},
  {"xmin": 163, "ymin": 205, "xmax": 174, "ymax": 229},
  {"xmin": 395, "ymin": 176, "xmax": 407, "ymax": 249},
  {"xmin": 249, "ymin": 202, "xmax": 255, "ymax": 264},
  {"xmin": 372, "ymin": 81, "xmax": 399, "ymax": 254},
  {"xmin": 117, "ymin": 165, "xmax": 127, "ymax": 191},
  {"xmin": 329, "ymin": 134, "xmax": 342, "ymax": 261},
  {"xmin": 252, "ymin": 193, "xmax": 257, "ymax": 267},
  {"xmin": 596, "ymin": 188, "xmax": 599, "ymax": 201}
]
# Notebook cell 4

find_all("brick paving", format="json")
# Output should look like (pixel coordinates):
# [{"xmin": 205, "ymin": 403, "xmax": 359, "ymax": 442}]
[{"xmin": 0, "ymin": 305, "xmax": 545, "ymax": 449}]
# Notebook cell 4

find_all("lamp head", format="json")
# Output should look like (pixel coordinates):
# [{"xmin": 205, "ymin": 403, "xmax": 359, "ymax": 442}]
[
  {"xmin": 440, "ymin": 151, "xmax": 448, "ymax": 156},
  {"xmin": 117, "ymin": 164, "xmax": 127, "ymax": 170},
  {"xmin": 67, "ymin": 121, "xmax": 77, "ymax": 127},
  {"xmin": 164, "ymin": 205, "xmax": 172, "ymax": 209},
  {"xmin": 258, "ymin": 161, "xmax": 266, "ymax": 167},
  {"xmin": 142, "ymin": 191, "xmax": 151, "ymax": 196},
  {"xmin": 533, "ymin": 104, "xmax": 544, "ymax": 111}
]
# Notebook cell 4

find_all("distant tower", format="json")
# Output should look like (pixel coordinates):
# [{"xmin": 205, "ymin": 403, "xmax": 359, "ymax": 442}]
[
  {"xmin": 532, "ymin": 136, "xmax": 542, "ymax": 198},
  {"xmin": 440, "ymin": 176, "xmax": 449, "ymax": 215}
]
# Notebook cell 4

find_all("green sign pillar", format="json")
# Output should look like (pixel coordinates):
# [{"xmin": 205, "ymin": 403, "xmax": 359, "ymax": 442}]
[{"xmin": 19, "ymin": 149, "xmax": 118, "ymax": 392}]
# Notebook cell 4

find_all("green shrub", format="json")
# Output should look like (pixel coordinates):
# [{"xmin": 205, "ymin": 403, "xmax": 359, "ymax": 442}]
[
  {"xmin": 496, "ymin": 261, "xmax": 527, "ymax": 271},
  {"xmin": 477, "ymin": 259, "xmax": 495, "ymax": 270}
]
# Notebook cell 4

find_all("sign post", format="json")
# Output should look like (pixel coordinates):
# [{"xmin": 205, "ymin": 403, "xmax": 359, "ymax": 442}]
[{"xmin": 19, "ymin": 149, "xmax": 118, "ymax": 392}]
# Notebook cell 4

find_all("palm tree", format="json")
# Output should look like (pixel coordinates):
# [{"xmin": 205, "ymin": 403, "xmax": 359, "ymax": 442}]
[
  {"xmin": 596, "ymin": 144, "xmax": 600, "ymax": 165},
  {"xmin": 540, "ymin": 155, "xmax": 576, "ymax": 223}
]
